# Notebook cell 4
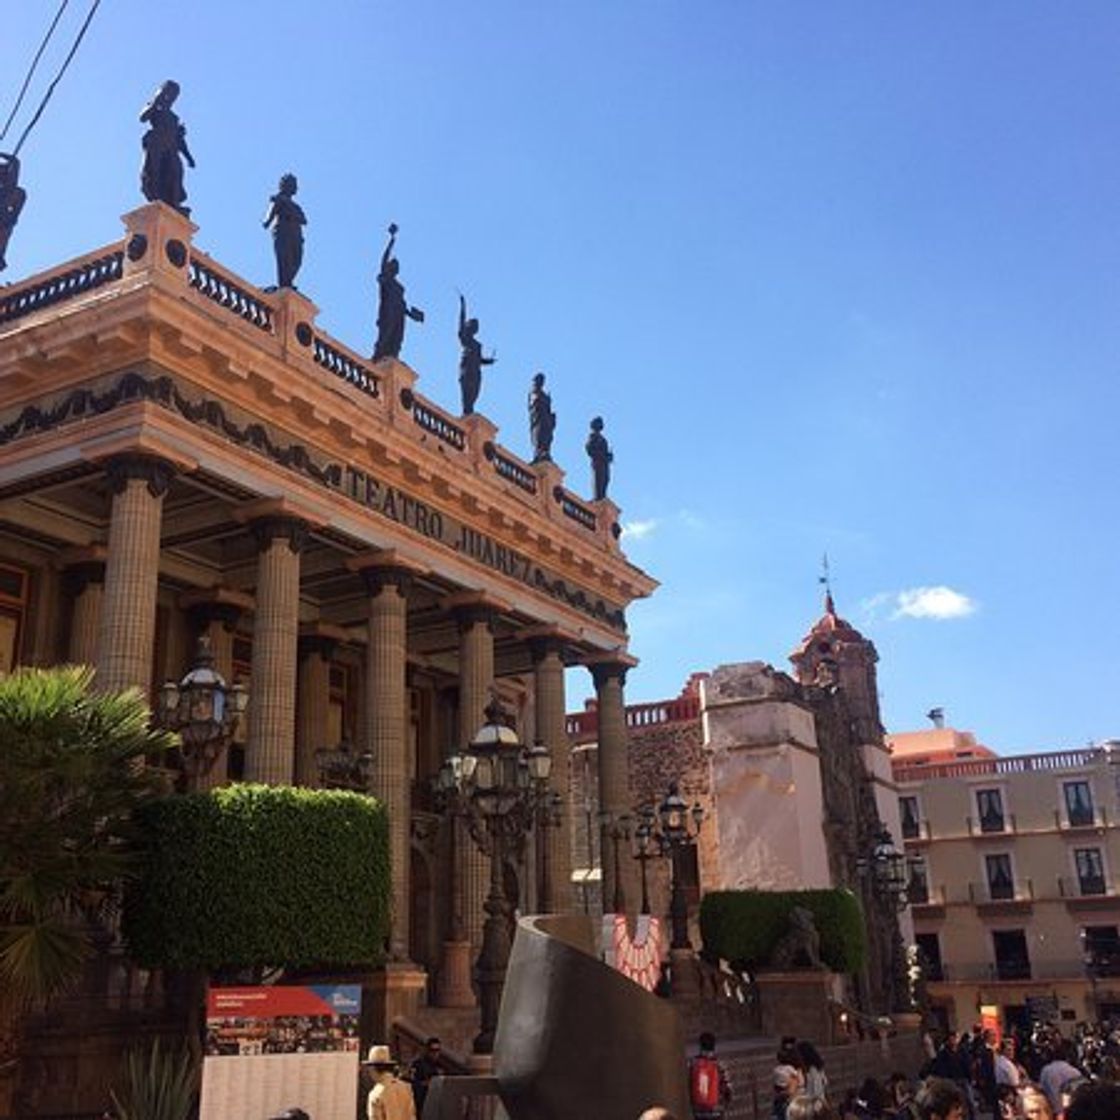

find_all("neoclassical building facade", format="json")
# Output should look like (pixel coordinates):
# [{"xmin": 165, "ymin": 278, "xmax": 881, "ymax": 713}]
[{"xmin": 0, "ymin": 202, "xmax": 656, "ymax": 999}]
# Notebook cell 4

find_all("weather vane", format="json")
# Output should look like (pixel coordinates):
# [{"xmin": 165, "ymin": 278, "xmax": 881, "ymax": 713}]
[{"xmin": 819, "ymin": 553, "xmax": 832, "ymax": 597}]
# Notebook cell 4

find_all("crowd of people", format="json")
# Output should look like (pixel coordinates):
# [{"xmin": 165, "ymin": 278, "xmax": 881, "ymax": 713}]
[{"xmin": 669, "ymin": 1022, "xmax": 1120, "ymax": 1120}]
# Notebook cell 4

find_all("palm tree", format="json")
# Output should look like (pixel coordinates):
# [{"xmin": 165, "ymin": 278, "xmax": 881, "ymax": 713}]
[{"xmin": 0, "ymin": 665, "xmax": 175, "ymax": 1009}]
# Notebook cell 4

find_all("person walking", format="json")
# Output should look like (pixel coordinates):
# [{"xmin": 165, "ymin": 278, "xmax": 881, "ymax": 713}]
[
  {"xmin": 363, "ymin": 1043, "xmax": 416, "ymax": 1120},
  {"xmin": 688, "ymin": 1031, "xmax": 732, "ymax": 1120},
  {"xmin": 407, "ymin": 1036, "xmax": 443, "ymax": 1116}
]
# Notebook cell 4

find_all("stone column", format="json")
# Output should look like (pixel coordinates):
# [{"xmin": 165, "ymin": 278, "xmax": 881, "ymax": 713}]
[
  {"xmin": 531, "ymin": 635, "xmax": 572, "ymax": 912},
  {"xmin": 245, "ymin": 518, "xmax": 306, "ymax": 785},
  {"xmin": 63, "ymin": 557, "xmax": 105, "ymax": 668},
  {"xmin": 456, "ymin": 602, "xmax": 497, "ymax": 951},
  {"xmin": 349, "ymin": 557, "xmax": 416, "ymax": 964},
  {"xmin": 590, "ymin": 657, "xmax": 634, "ymax": 917},
  {"xmin": 96, "ymin": 456, "xmax": 174, "ymax": 695},
  {"xmin": 295, "ymin": 631, "xmax": 337, "ymax": 788}
]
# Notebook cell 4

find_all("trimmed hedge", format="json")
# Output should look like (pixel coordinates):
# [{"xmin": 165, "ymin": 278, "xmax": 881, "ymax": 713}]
[
  {"xmin": 123, "ymin": 784, "xmax": 389, "ymax": 971},
  {"xmin": 700, "ymin": 888, "xmax": 867, "ymax": 974}
]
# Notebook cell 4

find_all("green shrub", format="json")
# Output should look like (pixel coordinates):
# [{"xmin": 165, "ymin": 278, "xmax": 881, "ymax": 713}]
[
  {"xmin": 699, "ymin": 888, "xmax": 867, "ymax": 973},
  {"xmin": 123, "ymin": 784, "xmax": 389, "ymax": 971}
]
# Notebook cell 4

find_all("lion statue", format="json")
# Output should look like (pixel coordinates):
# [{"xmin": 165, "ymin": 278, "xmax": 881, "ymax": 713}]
[{"xmin": 768, "ymin": 906, "xmax": 824, "ymax": 970}]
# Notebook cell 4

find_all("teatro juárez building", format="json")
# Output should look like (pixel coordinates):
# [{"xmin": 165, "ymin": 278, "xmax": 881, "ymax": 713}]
[{"xmin": 0, "ymin": 200, "xmax": 657, "ymax": 1007}]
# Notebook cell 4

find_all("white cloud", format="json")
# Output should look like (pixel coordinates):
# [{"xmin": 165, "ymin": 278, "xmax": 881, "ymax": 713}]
[
  {"xmin": 620, "ymin": 518, "xmax": 659, "ymax": 541},
  {"xmin": 892, "ymin": 586, "xmax": 977, "ymax": 621}
]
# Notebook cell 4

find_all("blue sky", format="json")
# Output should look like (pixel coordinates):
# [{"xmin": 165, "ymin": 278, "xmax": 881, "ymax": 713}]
[{"xmin": 5, "ymin": 2, "xmax": 1119, "ymax": 754}]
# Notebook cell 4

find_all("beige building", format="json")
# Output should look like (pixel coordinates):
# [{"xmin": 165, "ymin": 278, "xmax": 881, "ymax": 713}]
[{"xmin": 891, "ymin": 728, "xmax": 1120, "ymax": 1032}]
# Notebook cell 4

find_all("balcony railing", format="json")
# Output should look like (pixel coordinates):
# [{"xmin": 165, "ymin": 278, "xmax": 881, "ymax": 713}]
[
  {"xmin": 930, "ymin": 959, "xmax": 1120, "ymax": 982},
  {"xmin": 1056, "ymin": 807, "xmax": 1108, "ymax": 830},
  {"xmin": 1058, "ymin": 875, "xmax": 1115, "ymax": 899},
  {"xmin": 969, "ymin": 878, "xmax": 1033, "ymax": 904},
  {"xmin": 902, "ymin": 818, "xmax": 932, "ymax": 841},
  {"xmin": 894, "ymin": 747, "xmax": 1102, "ymax": 784},
  {"xmin": 0, "ymin": 243, "xmax": 124, "ymax": 326},
  {"xmin": 565, "ymin": 694, "xmax": 701, "ymax": 739},
  {"xmin": 968, "ymin": 813, "xmax": 1016, "ymax": 836}
]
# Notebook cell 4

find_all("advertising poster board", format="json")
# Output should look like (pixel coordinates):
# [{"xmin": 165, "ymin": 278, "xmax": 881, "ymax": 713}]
[{"xmin": 200, "ymin": 985, "xmax": 361, "ymax": 1120}]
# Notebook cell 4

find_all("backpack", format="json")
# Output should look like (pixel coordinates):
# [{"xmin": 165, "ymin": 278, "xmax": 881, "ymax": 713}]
[{"xmin": 690, "ymin": 1054, "xmax": 722, "ymax": 1112}]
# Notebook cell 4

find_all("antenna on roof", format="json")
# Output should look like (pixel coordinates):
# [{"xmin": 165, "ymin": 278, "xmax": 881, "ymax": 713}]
[{"xmin": 926, "ymin": 707, "xmax": 945, "ymax": 729}]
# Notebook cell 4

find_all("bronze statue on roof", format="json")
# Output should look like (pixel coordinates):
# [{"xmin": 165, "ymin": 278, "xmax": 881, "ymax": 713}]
[
  {"xmin": 139, "ymin": 80, "xmax": 194, "ymax": 215},
  {"xmin": 373, "ymin": 223, "xmax": 424, "ymax": 361}
]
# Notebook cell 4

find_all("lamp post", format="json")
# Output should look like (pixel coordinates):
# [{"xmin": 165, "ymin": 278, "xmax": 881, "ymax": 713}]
[
  {"xmin": 437, "ymin": 697, "xmax": 553, "ymax": 1054},
  {"xmin": 656, "ymin": 782, "xmax": 705, "ymax": 951},
  {"xmin": 634, "ymin": 806, "xmax": 658, "ymax": 915},
  {"xmin": 157, "ymin": 634, "xmax": 248, "ymax": 791},
  {"xmin": 857, "ymin": 826, "xmax": 909, "ymax": 911},
  {"xmin": 598, "ymin": 810, "xmax": 632, "ymax": 914}
]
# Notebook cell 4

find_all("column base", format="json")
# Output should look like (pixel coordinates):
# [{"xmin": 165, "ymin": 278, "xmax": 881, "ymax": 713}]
[
  {"xmin": 435, "ymin": 940, "xmax": 476, "ymax": 1008},
  {"xmin": 669, "ymin": 947, "xmax": 699, "ymax": 998},
  {"xmin": 366, "ymin": 962, "xmax": 428, "ymax": 1041}
]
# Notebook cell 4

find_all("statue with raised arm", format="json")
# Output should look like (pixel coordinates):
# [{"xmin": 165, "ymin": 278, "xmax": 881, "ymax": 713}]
[
  {"xmin": 373, "ymin": 223, "xmax": 424, "ymax": 361},
  {"xmin": 458, "ymin": 293, "xmax": 496, "ymax": 415},
  {"xmin": 585, "ymin": 416, "xmax": 613, "ymax": 501},
  {"xmin": 262, "ymin": 173, "xmax": 306, "ymax": 289},
  {"xmin": 528, "ymin": 372, "xmax": 556, "ymax": 463},
  {"xmin": 139, "ymin": 80, "xmax": 195, "ymax": 215},
  {"xmin": 0, "ymin": 153, "xmax": 27, "ymax": 273}
]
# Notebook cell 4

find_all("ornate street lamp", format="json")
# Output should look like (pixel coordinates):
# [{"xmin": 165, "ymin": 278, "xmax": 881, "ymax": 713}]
[
  {"xmin": 634, "ymin": 805, "xmax": 658, "ymax": 915},
  {"xmin": 857, "ymin": 826, "xmax": 909, "ymax": 911},
  {"xmin": 655, "ymin": 782, "xmax": 705, "ymax": 951},
  {"xmin": 314, "ymin": 742, "xmax": 373, "ymax": 791},
  {"xmin": 157, "ymin": 634, "xmax": 248, "ymax": 790},
  {"xmin": 437, "ymin": 697, "xmax": 553, "ymax": 1054},
  {"xmin": 598, "ymin": 810, "xmax": 632, "ymax": 914}
]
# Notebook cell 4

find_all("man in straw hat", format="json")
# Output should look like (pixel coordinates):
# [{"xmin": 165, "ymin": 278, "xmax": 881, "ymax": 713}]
[{"xmin": 362, "ymin": 1043, "xmax": 417, "ymax": 1120}]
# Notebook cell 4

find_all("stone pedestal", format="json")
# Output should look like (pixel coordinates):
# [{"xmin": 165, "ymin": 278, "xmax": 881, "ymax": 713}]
[
  {"xmin": 365, "ymin": 963, "xmax": 428, "ymax": 1042},
  {"xmin": 756, "ymin": 970, "xmax": 841, "ymax": 1045},
  {"xmin": 436, "ymin": 939, "xmax": 475, "ymax": 1009}
]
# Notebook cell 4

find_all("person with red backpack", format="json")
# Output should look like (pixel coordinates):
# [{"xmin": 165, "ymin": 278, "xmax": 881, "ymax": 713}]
[{"xmin": 689, "ymin": 1032, "xmax": 732, "ymax": 1120}]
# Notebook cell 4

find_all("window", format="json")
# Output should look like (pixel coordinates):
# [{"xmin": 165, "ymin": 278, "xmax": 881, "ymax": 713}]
[
  {"xmin": 907, "ymin": 856, "xmax": 930, "ymax": 904},
  {"xmin": 915, "ymin": 932, "xmax": 943, "ymax": 981},
  {"xmin": 900, "ymin": 796, "xmax": 920, "ymax": 840},
  {"xmin": 1064, "ymin": 781, "xmax": 1095, "ymax": 827},
  {"xmin": 985, "ymin": 853, "xmax": 1015, "ymax": 901},
  {"xmin": 976, "ymin": 788, "xmax": 1006, "ymax": 833},
  {"xmin": 992, "ymin": 929, "xmax": 1031, "ymax": 981},
  {"xmin": 1075, "ymin": 848, "xmax": 1107, "ymax": 896},
  {"xmin": 1083, "ymin": 926, "xmax": 1120, "ymax": 977}
]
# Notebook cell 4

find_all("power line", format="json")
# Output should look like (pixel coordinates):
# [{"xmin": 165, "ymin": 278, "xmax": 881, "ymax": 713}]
[
  {"xmin": 0, "ymin": 0, "xmax": 71, "ymax": 144},
  {"xmin": 12, "ymin": 0, "xmax": 102, "ymax": 158}
]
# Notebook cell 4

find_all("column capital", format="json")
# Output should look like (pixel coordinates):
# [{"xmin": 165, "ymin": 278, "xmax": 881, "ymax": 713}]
[
  {"xmin": 348, "ymin": 549, "xmax": 426, "ymax": 597},
  {"xmin": 442, "ymin": 591, "xmax": 509, "ymax": 634},
  {"xmin": 516, "ymin": 625, "xmax": 574, "ymax": 663},
  {"xmin": 105, "ymin": 454, "xmax": 176, "ymax": 498},
  {"xmin": 251, "ymin": 516, "xmax": 310, "ymax": 555},
  {"xmin": 181, "ymin": 588, "xmax": 255, "ymax": 632},
  {"xmin": 586, "ymin": 651, "xmax": 639, "ymax": 689},
  {"xmin": 60, "ymin": 546, "xmax": 109, "ymax": 596},
  {"xmin": 62, "ymin": 560, "xmax": 106, "ymax": 598},
  {"xmin": 298, "ymin": 622, "xmax": 349, "ymax": 661}
]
